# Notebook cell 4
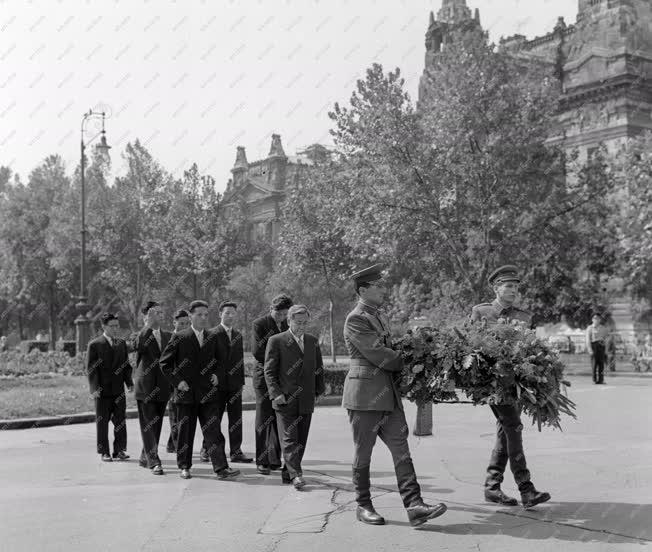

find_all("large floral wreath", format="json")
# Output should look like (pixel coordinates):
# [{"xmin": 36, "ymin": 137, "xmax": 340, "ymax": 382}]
[{"xmin": 394, "ymin": 319, "xmax": 577, "ymax": 431}]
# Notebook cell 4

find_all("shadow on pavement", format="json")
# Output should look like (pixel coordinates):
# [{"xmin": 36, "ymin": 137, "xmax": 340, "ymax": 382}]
[{"xmin": 389, "ymin": 502, "xmax": 651, "ymax": 545}]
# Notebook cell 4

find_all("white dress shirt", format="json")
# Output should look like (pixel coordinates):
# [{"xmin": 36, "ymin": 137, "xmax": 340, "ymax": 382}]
[
  {"xmin": 192, "ymin": 326, "xmax": 204, "ymax": 347},
  {"xmin": 103, "ymin": 333, "xmax": 113, "ymax": 347},
  {"xmin": 290, "ymin": 329, "xmax": 304, "ymax": 353}
]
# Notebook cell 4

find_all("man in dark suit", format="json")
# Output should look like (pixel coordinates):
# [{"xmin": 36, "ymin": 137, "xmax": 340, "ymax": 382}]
[
  {"xmin": 86, "ymin": 313, "xmax": 134, "ymax": 462},
  {"xmin": 251, "ymin": 294, "xmax": 293, "ymax": 475},
  {"xmin": 159, "ymin": 300, "xmax": 239, "ymax": 481},
  {"xmin": 343, "ymin": 264, "xmax": 447, "ymax": 527},
  {"xmin": 130, "ymin": 301, "xmax": 172, "ymax": 475},
  {"xmin": 166, "ymin": 309, "xmax": 191, "ymax": 454},
  {"xmin": 264, "ymin": 304, "xmax": 325, "ymax": 490},
  {"xmin": 200, "ymin": 301, "xmax": 252, "ymax": 463},
  {"xmin": 470, "ymin": 265, "xmax": 551, "ymax": 509}
]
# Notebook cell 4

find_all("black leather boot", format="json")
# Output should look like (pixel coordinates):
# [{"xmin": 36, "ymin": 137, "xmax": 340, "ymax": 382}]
[
  {"xmin": 353, "ymin": 467, "xmax": 385, "ymax": 525},
  {"xmin": 521, "ymin": 488, "xmax": 551, "ymax": 509},
  {"xmin": 407, "ymin": 500, "xmax": 448, "ymax": 527},
  {"xmin": 394, "ymin": 458, "xmax": 422, "ymax": 509},
  {"xmin": 484, "ymin": 488, "xmax": 518, "ymax": 506},
  {"xmin": 356, "ymin": 505, "xmax": 385, "ymax": 525}
]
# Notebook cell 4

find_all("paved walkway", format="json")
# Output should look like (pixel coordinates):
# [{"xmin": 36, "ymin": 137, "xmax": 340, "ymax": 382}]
[{"xmin": 1, "ymin": 376, "xmax": 651, "ymax": 551}]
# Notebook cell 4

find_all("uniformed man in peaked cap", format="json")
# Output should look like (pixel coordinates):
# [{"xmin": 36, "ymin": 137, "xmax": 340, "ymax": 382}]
[
  {"xmin": 342, "ymin": 263, "xmax": 447, "ymax": 528},
  {"xmin": 470, "ymin": 265, "xmax": 551, "ymax": 509}
]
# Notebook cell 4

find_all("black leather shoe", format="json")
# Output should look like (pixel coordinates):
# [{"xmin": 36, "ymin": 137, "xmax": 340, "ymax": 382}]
[
  {"xmin": 292, "ymin": 476, "xmax": 306, "ymax": 490},
  {"xmin": 180, "ymin": 469, "xmax": 192, "ymax": 479},
  {"xmin": 113, "ymin": 451, "xmax": 130, "ymax": 461},
  {"xmin": 356, "ymin": 505, "xmax": 385, "ymax": 525},
  {"xmin": 521, "ymin": 489, "xmax": 551, "ymax": 509},
  {"xmin": 485, "ymin": 488, "xmax": 518, "ymax": 506},
  {"xmin": 101, "ymin": 454, "xmax": 112, "ymax": 462},
  {"xmin": 257, "ymin": 465, "xmax": 271, "ymax": 475},
  {"xmin": 166, "ymin": 447, "xmax": 175, "ymax": 454},
  {"xmin": 151, "ymin": 465, "xmax": 164, "ymax": 475},
  {"xmin": 407, "ymin": 501, "xmax": 448, "ymax": 527},
  {"xmin": 199, "ymin": 449, "xmax": 209, "ymax": 462},
  {"xmin": 230, "ymin": 451, "xmax": 253, "ymax": 463},
  {"xmin": 270, "ymin": 464, "xmax": 282, "ymax": 471},
  {"xmin": 216, "ymin": 467, "xmax": 240, "ymax": 480}
]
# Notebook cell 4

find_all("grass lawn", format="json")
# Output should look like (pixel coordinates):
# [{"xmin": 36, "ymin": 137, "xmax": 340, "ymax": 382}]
[{"xmin": 0, "ymin": 375, "xmax": 257, "ymax": 420}]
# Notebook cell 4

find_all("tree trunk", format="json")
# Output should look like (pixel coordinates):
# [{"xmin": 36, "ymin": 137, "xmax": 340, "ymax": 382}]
[{"xmin": 48, "ymin": 281, "xmax": 57, "ymax": 351}]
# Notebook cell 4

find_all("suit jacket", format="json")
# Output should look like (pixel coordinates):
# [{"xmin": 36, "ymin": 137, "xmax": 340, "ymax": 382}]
[
  {"xmin": 86, "ymin": 335, "xmax": 134, "ymax": 398},
  {"xmin": 252, "ymin": 314, "xmax": 288, "ymax": 365},
  {"xmin": 159, "ymin": 327, "xmax": 221, "ymax": 404},
  {"xmin": 212, "ymin": 325, "xmax": 245, "ymax": 390},
  {"xmin": 264, "ymin": 331, "xmax": 325, "ymax": 414},
  {"xmin": 342, "ymin": 301, "xmax": 403, "ymax": 411},
  {"xmin": 130, "ymin": 327, "xmax": 172, "ymax": 402}
]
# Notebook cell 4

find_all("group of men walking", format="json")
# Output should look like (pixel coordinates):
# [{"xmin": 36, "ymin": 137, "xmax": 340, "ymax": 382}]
[
  {"xmin": 86, "ymin": 295, "xmax": 325, "ymax": 489},
  {"xmin": 87, "ymin": 262, "xmax": 552, "ymax": 528}
]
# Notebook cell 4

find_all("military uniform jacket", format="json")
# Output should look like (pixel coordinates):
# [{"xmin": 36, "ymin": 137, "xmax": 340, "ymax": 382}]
[
  {"xmin": 263, "ymin": 331, "xmax": 325, "ymax": 414},
  {"xmin": 159, "ymin": 327, "xmax": 221, "ymax": 404},
  {"xmin": 470, "ymin": 298, "xmax": 533, "ymax": 328},
  {"xmin": 86, "ymin": 335, "xmax": 134, "ymax": 398},
  {"xmin": 342, "ymin": 301, "xmax": 403, "ymax": 411},
  {"xmin": 130, "ymin": 327, "xmax": 172, "ymax": 403},
  {"xmin": 212, "ymin": 325, "xmax": 245, "ymax": 391}
]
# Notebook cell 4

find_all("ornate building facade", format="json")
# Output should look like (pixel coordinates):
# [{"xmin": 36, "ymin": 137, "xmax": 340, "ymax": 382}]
[
  {"xmin": 419, "ymin": 0, "xmax": 652, "ymax": 346},
  {"xmin": 222, "ymin": 135, "xmax": 330, "ymax": 244},
  {"xmin": 420, "ymin": 0, "xmax": 652, "ymax": 156}
]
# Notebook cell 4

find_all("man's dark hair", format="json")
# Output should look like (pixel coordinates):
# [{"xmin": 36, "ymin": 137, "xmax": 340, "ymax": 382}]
[
  {"xmin": 100, "ymin": 313, "xmax": 118, "ymax": 326},
  {"xmin": 141, "ymin": 301, "xmax": 160, "ymax": 315},
  {"xmin": 189, "ymin": 300, "xmax": 209, "ymax": 313},
  {"xmin": 270, "ymin": 294, "xmax": 293, "ymax": 311},
  {"xmin": 219, "ymin": 300, "xmax": 237, "ymax": 313},
  {"xmin": 173, "ymin": 309, "xmax": 189, "ymax": 320}
]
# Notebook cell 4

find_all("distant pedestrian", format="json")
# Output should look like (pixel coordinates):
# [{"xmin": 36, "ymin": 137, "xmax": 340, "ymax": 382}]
[{"xmin": 586, "ymin": 314, "xmax": 609, "ymax": 384}]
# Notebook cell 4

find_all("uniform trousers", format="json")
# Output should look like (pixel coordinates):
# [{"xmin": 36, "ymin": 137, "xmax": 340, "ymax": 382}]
[
  {"xmin": 347, "ymin": 408, "xmax": 421, "ymax": 508},
  {"xmin": 485, "ymin": 404, "xmax": 534, "ymax": 493}
]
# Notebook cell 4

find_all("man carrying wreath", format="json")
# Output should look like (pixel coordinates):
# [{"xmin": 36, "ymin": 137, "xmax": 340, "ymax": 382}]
[
  {"xmin": 470, "ymin": 264, "xmax": 551, "ymax": 509},
  {"xmin": 342, "ymin": 263, "xmax": 447, "ymax": 527}
]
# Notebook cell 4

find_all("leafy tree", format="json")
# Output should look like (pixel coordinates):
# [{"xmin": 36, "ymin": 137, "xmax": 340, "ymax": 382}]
[
  {"xmin": 316, "ymin": 29, "xmax": 618, "ymax": 326},
  {"xmin": 615, "ymin": 133, "xmax": 652, "ymax": 303}
]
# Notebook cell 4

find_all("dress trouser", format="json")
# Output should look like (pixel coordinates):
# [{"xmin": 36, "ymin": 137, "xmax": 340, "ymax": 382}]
[
  {"xmin": 591, "ymin": 341, "xmax": 606, "ymax": 383},
  {"xmin": 201, "ymin": 387, "xmax": 244, "ymax": 455},
  {"xmin": 253, "ymin": 366, "xmax": 281, "ymax": 468},
  {"xmin": 166, "ymin": 398, "xmax": 178, "ymax": 452},
  {"xmin": 275, "ymin": 407, "xmax": 312, "ymax": 480},
  {"xmin": 95, "ymin": 394, "xmax": 127, "ymax": 455},
  {"xmin": 137, "ymin": 400, "xmax": 167, "ymax": 468},
  {"xmin": 348, "ymin": 409, "xmax": 422, "ymax": 509},
  {"xmin": 175, "ymin": 401, "xmax": 227, "ymax": 471},
  {"xmin": 485, "ymin": 404, "xmax": 534, "ymax": 493}
]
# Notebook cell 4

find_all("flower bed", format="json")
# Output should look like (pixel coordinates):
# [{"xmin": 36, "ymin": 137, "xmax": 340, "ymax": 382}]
[
  {"xmin": 396, "ymin": 320, "xmax": 577, "ymax": 431},
  {"xmin": 0, "ymin": 350, "xmax": 87, "ymax": 377}
]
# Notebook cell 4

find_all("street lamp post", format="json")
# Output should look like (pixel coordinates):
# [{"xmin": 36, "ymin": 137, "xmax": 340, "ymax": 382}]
[{"xmin": 74, "ymin": 109, "xmax": 111, "ymax": 355}]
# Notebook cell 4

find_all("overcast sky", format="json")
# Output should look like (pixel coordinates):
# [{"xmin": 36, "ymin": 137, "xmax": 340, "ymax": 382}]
[{"xmin": 1, "ymin": 0, "xmax": 578, "ymax": 192}]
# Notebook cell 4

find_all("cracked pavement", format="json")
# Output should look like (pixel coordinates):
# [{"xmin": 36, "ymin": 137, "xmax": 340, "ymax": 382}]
[{"xmin": 1, "ymin": 376, "xmax": 650, "ymax": 551}]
